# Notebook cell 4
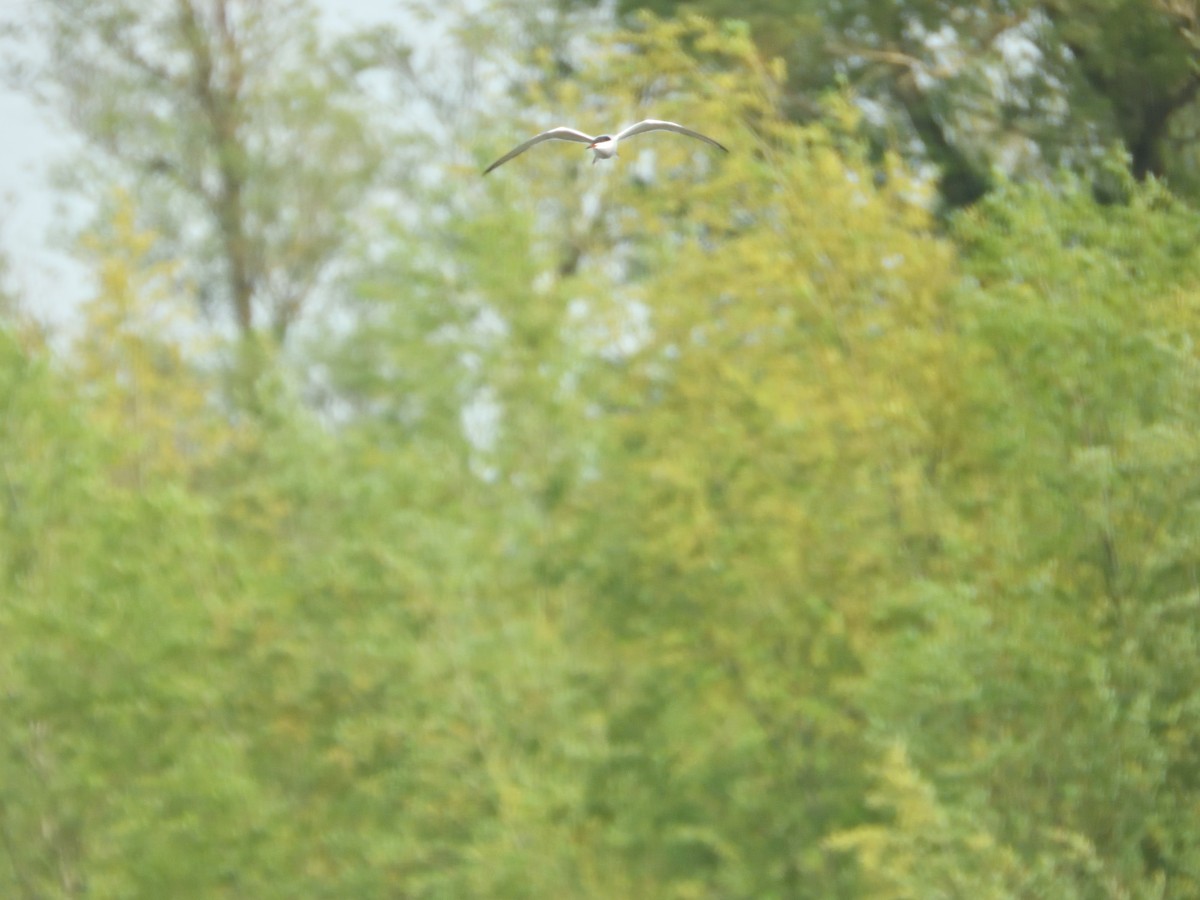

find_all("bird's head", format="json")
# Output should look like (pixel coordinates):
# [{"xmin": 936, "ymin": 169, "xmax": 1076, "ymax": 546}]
[{"xmin": 588, "ymin": 135, "xmax": 612, "ymax": 148}]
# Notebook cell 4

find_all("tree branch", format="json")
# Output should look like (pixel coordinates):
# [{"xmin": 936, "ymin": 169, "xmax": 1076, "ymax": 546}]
[{"xmin": 177, "ymin": 0, "xmax": 255, "ymax": 335}]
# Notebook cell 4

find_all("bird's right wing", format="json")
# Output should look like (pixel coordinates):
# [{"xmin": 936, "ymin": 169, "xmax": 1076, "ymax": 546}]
[
  {"xmin": 483, "ymin": 127, "xmax": 596, "ymax": 174},
  {"xmin": 616, "ymin": 119, "xmax": 728, "ymax": 153}
]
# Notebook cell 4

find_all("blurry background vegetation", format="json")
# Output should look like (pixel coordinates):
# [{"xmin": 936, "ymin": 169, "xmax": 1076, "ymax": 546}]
[{"xmin": 3, "ymin": 0, "xmax": 1200, "ymax": 896}]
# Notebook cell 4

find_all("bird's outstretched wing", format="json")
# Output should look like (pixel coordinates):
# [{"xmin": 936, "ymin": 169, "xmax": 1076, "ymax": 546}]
[
  {"xmin": 615, "ymin": 119, "xmax": 728, "ymax": 153},
  {"xmin": 483, "ymin": 127, "xmax": 597, "ymax": 174}
]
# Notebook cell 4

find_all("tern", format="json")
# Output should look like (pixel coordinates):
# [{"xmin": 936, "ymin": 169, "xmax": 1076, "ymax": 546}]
[{"xmin": 483, "ymin": 118, "xmax": 727, "ymax": 174}]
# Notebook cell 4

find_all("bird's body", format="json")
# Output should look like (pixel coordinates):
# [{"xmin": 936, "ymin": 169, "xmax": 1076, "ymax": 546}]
[{"xmin": 483, "ymin": 119, "xmax": 727, "ymax": 174}]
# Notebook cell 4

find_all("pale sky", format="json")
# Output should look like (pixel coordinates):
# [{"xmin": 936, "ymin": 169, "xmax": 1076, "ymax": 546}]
[{"xmin": 0, "ymin": 0, "xmax": 404, "ymax": 327}]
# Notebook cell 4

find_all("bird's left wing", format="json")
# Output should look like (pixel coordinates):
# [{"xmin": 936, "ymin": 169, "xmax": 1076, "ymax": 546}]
[
  {"xmin": 483, "ymin": 127, "xmax": 596, "ymax": 174},
  {"xmin": 615, "ymin": 119, "xmax": 728, "ymax": 153}
]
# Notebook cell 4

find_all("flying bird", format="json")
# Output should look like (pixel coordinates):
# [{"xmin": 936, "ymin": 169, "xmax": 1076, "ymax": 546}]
[{"xmin": 483, "ymin": 119, "xmax": 727, "ymax": 174}]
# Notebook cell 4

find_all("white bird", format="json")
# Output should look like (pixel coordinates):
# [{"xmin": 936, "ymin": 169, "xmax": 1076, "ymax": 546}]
[{"xmin": 483, "ymin": 118, "xmax": 727, "ymax": 174}]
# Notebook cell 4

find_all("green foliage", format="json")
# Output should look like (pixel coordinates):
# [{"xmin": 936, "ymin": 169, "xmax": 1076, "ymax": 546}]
[
  {"xmin": 72, "ymin": 191, "xmax": 225, "ymax": 485},
  {"xmin": 585, "ymin": 0, "xmax": 1200, "ymax": 206},
  {"xmin": 6, "ymin": 7, "xmax": 1200, "ymax": 899},
  {"xmin": 826, "ymin": 741, "xmax": 1171, "ymax": 900},
  {"xmin": 826, "ymin": 742, "xmax": 1031, "ymax": 900},
  {"xmin": 841, "ymin": 174, "xmax": 1200, "ymax": 897}
]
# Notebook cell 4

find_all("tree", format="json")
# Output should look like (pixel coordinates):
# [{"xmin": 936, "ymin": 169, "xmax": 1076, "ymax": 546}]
[
  {"xmin": 580, "ymin": 0, "xmax": 1200, "ymax": 207},
  {"xmin": 7, "ymin": 0, "xmax": 387, "ymax": 341},
  {"xmin": 71, "ymin": 191, "xmax": 225, "ymax": 486},
  {"xmin": 840, "ymin": 172, "xmax": 1200, "ymax": 897},
  {"xmin": 432, "ymin": 12, "xmax": 958, "ymax": 894}
]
